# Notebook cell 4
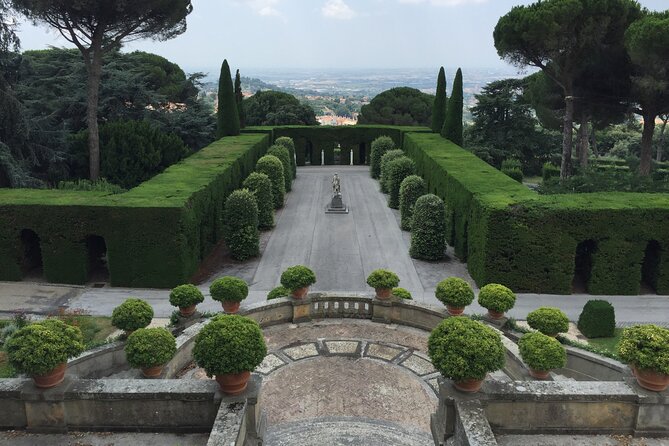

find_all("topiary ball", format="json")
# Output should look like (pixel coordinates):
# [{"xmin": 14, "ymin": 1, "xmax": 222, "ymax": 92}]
[
  {"xmin": 125, "ymin": 327, "xmax": 176, "ymax": 369},
  {"xmin": 392, "ymin": 288, "xmax": 412, "ymax": 300},
  {"xmin": 435, "ymin": 277, "xmax": 474, "ymax": 308},
  {"xmin": 280, "ymin": 265, "xmax": 317, "ymax": 291},
  {"xmin": 111, "ymin": 298, "xmax": 154, "ymax": 332},
  {"xmin": 370, "ymin": 136, "xmax": 395, "ymax": 179},
  {"xmin": 410, "ymin": 194, "xmax": 446, "ymax": 260},
  {"xmin": 618, "ymin": 324, "xmax": 669, "ymax": 375},
  {"xmin": 518, "ymin": 332, "xmax": 566, "ymax": 372},
  {"xmin": 477, "ymin": 283, "xmax": 516, "ymax": 314},
  {"xmin": 366, "ymin": 269, "xmax": 400, "ymax": 289},
  {"xmin": 210, "ymin": 276, "xmax": 249, "ymax": 303},
  {"xmin": 169, "ymin": 284, "xmax": 205, "ymax": 309},
  {"xmin": 267, "ymin": 286, "xmax": 290, "ymax": 300},
  {"xmin": 526, "ymin": 307, "xmax": 570, "ymax": 336},
  {"xmin": 577, "ymin": 300, "xmax": 615, "ymax": 338}
]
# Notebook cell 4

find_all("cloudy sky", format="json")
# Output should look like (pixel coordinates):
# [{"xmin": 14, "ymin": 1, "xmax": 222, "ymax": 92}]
[{"xmin": 13, "ymin": 0, "xmax": 669, "ymax": 73}]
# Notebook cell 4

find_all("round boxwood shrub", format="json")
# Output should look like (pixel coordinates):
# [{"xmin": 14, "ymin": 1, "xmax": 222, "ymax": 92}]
[
  {"xmin": 386, "ymin": 157, "xmax": 415, "ymax": 209},
  {"xmin": 577, "ymin": 300, "xmax": 615, "ymax": 338},
  {"xmin": 477, "ymin": 284, "xmax": 516, "ymax": 314},
  {"xmin": 5, "ymin": 319, "xmax": 84, "ymax": 376},
  {"xmin": 256, "ymin": 155, "xmax": 285, "ymax": 209},
  {"xmin": 280, "ymin": 265, "xmax": 316, "ymax": 292},
  {"xmin": 379, "ymin": 149, "xmax": 405, "ymax": 193},
  {"xmin": 169, "ymin": 284, "xmax": 205, "ymax": 309},
  {"xmin": 399, "ymin": 175, "xmax": 427, "ymax": 231},
  {"xmin": 370, "ymin": 136, "xmax": 395, "ymax": 179},
  {"xmin": 518, "ymin": 332, "xmax": 567, "ymax": 372},
  {"xmin": 210, "ymin": 276, "xmax": 249, "ymax": 303},
  {"xmin": 526, "ymin": 307, "xmax": 570, "ymax": 336},
  {"xmin": 267, "ymin": 286, "xmax": 290, "ymax": 300},
  {"xmin": 193, "ymin": 314, "xmax": 267, "ymax": 376},
  {"xmin": 125, "ymin": 328, "xmax": 176, "ymax": 369},
  {"xmin": 393, "ymin": 288, "xmax": 412, "ymax": 300},
  {"xmin": 267, "ymin": 144, "xmax": 292, "ymax": 192},
  {"xmin": 243, "ymin": 172, "xmax": 274, "ymax": 230},
  {"xmin": 223, "ymin": 189, "xmax": 259, "ymax": 260},
  {"xmin": 274, "ymin": 137, "xmax": 297, "ymax": 179},
  {"xmin": 409, "ymin": 194, "xmax": 446, "ymax": 260},
  {"xmin": 366, "ymin": 269, "xmax": 400, "ymax": 289},
  {"xmin": 618, "ymin": 324, "xmax": 669, "ymax": 375},
  {"xmin": 111, "ymin": 298, "xmax": 154, "ymax": 332},
  {"xmin": 435, "ymin": 277, "xmax": 475, "ymax": 308},
  {"xmin": 428, "ymin": 317, "xmax": 505, "ymax": 381}
]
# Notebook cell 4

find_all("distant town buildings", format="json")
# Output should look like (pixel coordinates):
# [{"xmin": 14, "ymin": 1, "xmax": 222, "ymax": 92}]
[{"xmin": 316, "ymin": 114, "xmax": 358, "ymax": 126}]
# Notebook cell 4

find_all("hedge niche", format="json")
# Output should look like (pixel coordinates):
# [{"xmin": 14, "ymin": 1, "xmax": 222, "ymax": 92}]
[
  {"xmin": 370, "ymin": 136, "xmax": 395, "ymax": 179},
  {"xmin": 267, "ymin": 144, "xmax": 292, "ymax": 192},
  {"xmin": 243, "ymin": 172, "xmax": 274, "ymax": 230},
  {"xmin": 379, "ymin": 149, "xmax": 405, "ymax": 194},
  {"xmin": 399, "ymin": 175, "xmax": 427, "ymax": 231},
  {"xmin": 410, "ymin": 194, "xmax": 446, "ymax": 260},
  {"xmin": 256, "ymin": 155, "xmax": 285, "ymax": 209},
  {"xmin": 274, "ymin": 137, "xmax": 297, "ymax": 179},
  {"xmin": 223, "ymin": 189, "xmax": 259, "ymax": 260},
  {"xmin": 386, "ymin": 157, "xmax": 415, "ymax": 209}
]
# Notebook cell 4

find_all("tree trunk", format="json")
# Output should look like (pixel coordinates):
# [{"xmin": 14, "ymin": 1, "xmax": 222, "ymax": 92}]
[
  {"xmin": 639, "ymin": 111, "xmax": 656, "ymax": 176},
  {"xmin": 657, "ymin": 115, "xmax": 667, "ymax": 163},
  {"xmin": 86, "ymin": 45, "xmax": 103, "ymax": 181},
  {"xmin": 578, "ymin": 114, "xmax": 589, "ymax": 169},
  {"xmin": 560, "ymin": 93, "xmax": 574, "ymax": 179},
  {"xmin": 591, "ymin": 126, "xmax": 598, "ymax": 158}
]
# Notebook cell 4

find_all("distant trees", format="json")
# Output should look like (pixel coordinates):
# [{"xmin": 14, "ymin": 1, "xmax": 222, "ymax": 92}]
[
  {"xmin": 243, "ymin": 90, "xmax": 318, "ymax": 126},
  {"xmin": 431, "ymin": 67, "xmax": 447, "ymax": 133},
  {"xmin": 216, "ymin": 59, "xmax": 240, "ymax": 138},
  {"xmin": 234, "ymin": 69, "xmax": 245, "ymax": 129},
  {"xmin": 441, "ymin": 68, "xmax": 463, "ymax": 145},
  {"xmin": 358, "ymin": 87, "xmax": 433, "ymax": 127}
]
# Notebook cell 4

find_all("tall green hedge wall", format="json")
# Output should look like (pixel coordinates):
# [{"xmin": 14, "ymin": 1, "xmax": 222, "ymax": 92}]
[{"xmin": 0, "ymin": 134, "xmax": 269, "ymax": 288}]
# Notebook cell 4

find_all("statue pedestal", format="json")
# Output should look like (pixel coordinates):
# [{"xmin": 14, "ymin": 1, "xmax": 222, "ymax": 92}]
[{"xmin": 325, "ymin": 193, "xmax": 348, "ymax": 214}]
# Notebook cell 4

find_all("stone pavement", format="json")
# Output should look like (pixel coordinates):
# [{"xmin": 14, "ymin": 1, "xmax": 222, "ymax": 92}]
[{"xmin": 0, "ymin": 432, "xmax": 209, "ymax": 446}]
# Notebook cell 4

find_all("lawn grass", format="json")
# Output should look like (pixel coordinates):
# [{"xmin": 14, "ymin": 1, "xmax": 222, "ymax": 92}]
[{"xmin": 587, "ymin": 328, "xmax": 624, "ymax": 356}]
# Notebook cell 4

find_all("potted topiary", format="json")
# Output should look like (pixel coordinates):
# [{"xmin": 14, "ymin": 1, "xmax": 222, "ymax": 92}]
[
  {"xmin": 478, "ymin": 283, "xmax": 516, "ymax": 320},
  {"xmin": 435, "ymin": 277, "xmax": 475, "ymax": 315},
  {"xmin": 518, "ymin": 332, "xmax": 567, "ymax": 380},
  {"xmin": 111, "ymin": 298, "xmax": 154, "ymax": 336},
  {"xmin": 366, "ymin": 269, "xmax": 400, "ymax": 300},
  {"xmin": 125, "ymin": 327, "xmax": 177, "ymax": 378},
  {"xmin": 428, "ymin": 317, "xmax": 505, "ymax": 392},
  {"xmin": 193, "ymin": 314, "xmax": 267, "ymax": 395},
  {"xmin": 280, "ymin": 265, "xmax": 316, "ymax": 299},
  {"xmin": 392, "ymin": 288, "xmax": 412, "ymax": 300},
  {"xmin": 169, "ymin": 284, "xmax": 205, "ymax": 317},
  {"xmin": 5, "ymin": 319, "xmax": 84, "ymax": 388},
  {"xmin": 526, "ymin": 307, "xmax": 570, "ymax": 337},
  {"xmin": 210, "ymin": 276, "xmax": 249, "ymax": 314},
  {"xmin": 267, "ymin": 286, "xmax": 289, "ymax": 300},
  {"xmin": 618, "ymin": 324, "xmax": 669, "ymax": 392}
]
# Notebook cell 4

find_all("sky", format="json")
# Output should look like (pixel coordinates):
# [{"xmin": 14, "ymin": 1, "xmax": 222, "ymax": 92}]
[{"xmin": 12, "ymin": 0, "xmax": 669, "ymax": 75}]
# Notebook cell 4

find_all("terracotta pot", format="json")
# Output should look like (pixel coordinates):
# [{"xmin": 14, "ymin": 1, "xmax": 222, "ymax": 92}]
[
  {"xmin": 529, "ymin": 368, "xmax": 551, "ymax": 380},
  {"xmin": 222, "ymin": 301, "xmax": 241, "ymax": 314},
  {"xmin": 142, "ymin": 364, "xmax": 164, "ymax": 379},
  {"xmin": 446, "ymin": 305, "xmax": 465, "ymax": 316},
  {"xmin": 453, "ymin": 377, "xmax": 484, "ymax": 393},
  {"xmin": 632, "ymin": 365, "xmax": 669, "ymax": 392},
  {"xmin": 215, "ymin": 371, "xmax": 251, "ymax": 395},
  {"xmin": 33, "ymin": 362, "xmax": 67, "ymax": 389},
  {"xmin": 375, "ymin": 287, "xmax": 392, "ymax": 300},
  {"xmin": 487, "ymin": 310, "xmax": 505, "ymax": 320},
  {"xmin": 291, "ymin": 287, "xmax": 309, "ymax": 299},
  {"xmin": 179, "ymin": 304, "xmax": 197, "ymax": 317}
]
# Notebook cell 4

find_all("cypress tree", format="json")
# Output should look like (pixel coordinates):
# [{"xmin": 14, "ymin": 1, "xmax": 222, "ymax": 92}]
[
  {"xmin": 431, "ymin": 67, "xmax": 447, "ymax": 133},
  {"xmin": 234, "ymin": 69, "xmax": 245, "ymax": 129},
  {"xmin": 441, "ymin": 68, "xmax": 463, "ymax": 146},
  {"xmin": 216, "ymin": 60, "xmax": 240, "ymax": 138}
]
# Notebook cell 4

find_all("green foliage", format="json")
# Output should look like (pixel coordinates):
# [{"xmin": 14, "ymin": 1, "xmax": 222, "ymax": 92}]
[
  {"xmin": 358, "ymin": 87, "xmax": 433, "ymax": 126},
  {"xmin": 477, "ymin": 283, "xmax": 516, "ymax": 313},
  {"xmin": 274, "ymin": 137, "xmax": 297, "ymax": 179},
  {"xmin": 431, "ymin": 67, "xmax": 447, "ymax": 133},
  {"xmin": 256, "ymin": 155, "xmax": 285, "ymax": 209},
  {"xmin": 399, "ymin": 175, "xmax": 427, "ymax": 231},
  {"xmin": 369, "ymin": 136, "xmax": 396, "ymax": 179},
  {"xmin": 193, "ymin": 314, "xmax": 267, "ymax": 376},
  {"xmin": 169, "ymin": 284, "xmax": 204, "ymax": 308},
  {"xmin": 223, "ymin": 189, "xmax": 259, "ymax": 260},
  {"xmin": 527, "ymin": 307, "xmax": 569, "ymax": 335},
  {"xmin": 410, "ymin": 194, "xmax": 446, "ymax": 260},
  {"xmin": 243, "ymin": 172, "xmax": 274, "ymax": 230},
  {"xmin": 267, "ymin": 286, "xmax": 289, "ymax": 300},
  {"xmin": 5, "ymin": 319, "xmax": 84, "ymax": 376},
  {"xmin": 542, "ymin": 162, "xmax": 560, "ymax": 182},
  {"xmin": 435, "ymin": 277, "xmax": 475, "ymax": 308},
  {"xmin": 125, "ymin": 327, "xmax": 176, "ymax": 368},
  {"xmin": 243, "ymin": 90, "xmax": 318, "ymax": 126},
  {"xmin": 502, "ymin": 167, "xmax": 523, "ymax": 183},
  {"xmin": 57, "ymin": 179, "xmax": 125, "ymax": 194},
  {"xmin": 501, "ymin": 159, "xmax": 522, "ymax": 171},
  {"xmin": 366, "ymin": 269, "xmax": 400, "ymax": 289},
  {"xmin": 441, "ymin": 68, "xmax": 463, "ymax": 146},
  {"xmin": 618, "ymin": 324, "xmax": 669, "ymax": 374},
  {"xmin": 111, "ymin": 298, "xmax": 154, "ymax": 332},
  {"xmin": 234, "ymin": 69, "xmax": 245, "ymax": 129},
  {"xmin": 267, "ymin": 144, "xmax": 292, "ymax": 192},
  {"xmin": 539, "ymin": 168, "xmax": 669, "ymax": 194},
  {"xmin": 577, "ymin": 300, "xmax": 616, "ymax": 338},
  {"xmin": 210, "ymin": 276, "xmax": 249, "ymax": 303},
  {"xmin": 518, "ymin": 332, "xmax": 567, "ymax": 371},
  {"xmin": 392, "ymin": 288, "xmax": 412, "ymax": 300},
  {"xmin": 217, "ymin": 60, "xmax": 240, "ymax": 138},
  {"xmin": 379, "ymin": 149, "xmax": 405, "ymax": 193},
  {"xmin": 428, "ymin": 317, "xmax": 505, "ymax": 381},
  {"xmin": 386, "ymin": 156, "xmax": 415, "ymax": 209},
  {"xmin": 280, "ymin": 265, "xmax": 316, "ymax": 292}
]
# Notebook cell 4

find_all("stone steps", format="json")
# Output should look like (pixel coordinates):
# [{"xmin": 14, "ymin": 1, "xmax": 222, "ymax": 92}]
[{"xmin": 264, "ymin": 417, "xmax": 434, "ymax": 446}]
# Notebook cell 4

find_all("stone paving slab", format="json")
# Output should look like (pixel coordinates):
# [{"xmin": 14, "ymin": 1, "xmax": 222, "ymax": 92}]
[
  {"xmin": 283, "ymin": 343, "xmax": 319, "ymax": 361},
  {"xmin": 256, "ymin": 353, "xmax": 287, "ymax": 375},
  {"xmin": 0, "ymin": 431, "xmax": 209, "ymax": 446},
  {"xmin": 324, "ymin": 340, "xmax": 360, "ymax": 355},
  {"xmin": 400, "ymin": 353, "xmax": 437, "ymax": 376},
  {"xmin": 366, "ymin": 343, "xmax": 405, "ymax": 361}
]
